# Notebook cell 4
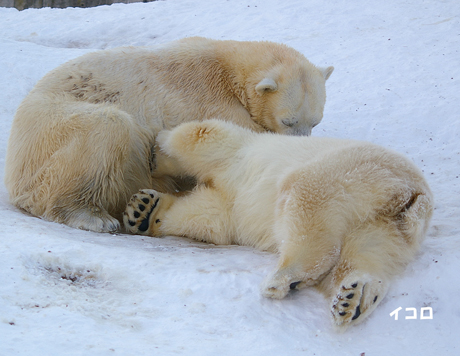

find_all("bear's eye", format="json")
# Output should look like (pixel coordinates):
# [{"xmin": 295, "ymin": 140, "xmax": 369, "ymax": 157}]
[{"xmin": 281, "ymin": 118, "xmax": 298, "ymax": 127}]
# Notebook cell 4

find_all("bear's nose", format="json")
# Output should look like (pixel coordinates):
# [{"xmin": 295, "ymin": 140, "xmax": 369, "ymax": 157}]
[{"xmin": 281, "ymin": 118, "xmax": 299, "ymax": 127}]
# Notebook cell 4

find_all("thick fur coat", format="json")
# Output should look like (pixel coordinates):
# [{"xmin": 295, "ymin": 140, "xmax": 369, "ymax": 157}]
[
  {"xmin": 124, "ymin": 119, "xmax": 433, "ymax": 330},
  {"xmin": 4, "ymin": 37, "xmax": 333, "ymax": 232}
]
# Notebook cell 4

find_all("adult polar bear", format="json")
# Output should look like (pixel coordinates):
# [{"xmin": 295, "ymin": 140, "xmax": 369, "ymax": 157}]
[
  {"xmin": 4, "ymin": 37, "xmax": 333, "ymax": 232},
  {"xmin": 124, "ymin": 119, "xmax": 433, "ymax": 329}
]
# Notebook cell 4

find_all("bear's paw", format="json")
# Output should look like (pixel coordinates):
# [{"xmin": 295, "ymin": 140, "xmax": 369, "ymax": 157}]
[
  {"xmin": 331, "ymin": 273, "xmax": 387, "ymax": 328},
  {"xmin": 123, "ymin": 189, "xmax": 162, "ymax": 236},
  {"xmin": 66, "ymin": 207, "xmax": 120, "ymax": 233}
]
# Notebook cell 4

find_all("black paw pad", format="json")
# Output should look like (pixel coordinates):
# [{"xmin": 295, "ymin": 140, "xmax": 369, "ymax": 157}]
[
  {"xmin": 138, "ymin": 218, "xmax": 150, "ymax": 232},
  {"xmin": 138, "ymin": 204, "xmax": 145, "ymax": 211},
  {"xmin": 142, "ymin": 197, "xmax": 150, "ymax": 204},
  {"xmin": 352, "ymin": 305, "xmax": 361, "ymax": 320},
  {"xmin": 346, "ymin": 293, "xmax": 354, "ymax": 299},
  {"xmin": 290, "ymin": 281, "xmax": 301, "ymax": 290}
]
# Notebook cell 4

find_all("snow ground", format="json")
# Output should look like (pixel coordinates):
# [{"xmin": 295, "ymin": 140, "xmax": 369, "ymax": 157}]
[{"xmin": 0, "ymin": 0, "xmax": 459, "ymax": 355}]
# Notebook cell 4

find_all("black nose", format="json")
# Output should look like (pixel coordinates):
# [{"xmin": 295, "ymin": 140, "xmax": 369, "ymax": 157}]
[{"xmin": 282, "ymin": 118, "xmax": 299, "ymax": 127}]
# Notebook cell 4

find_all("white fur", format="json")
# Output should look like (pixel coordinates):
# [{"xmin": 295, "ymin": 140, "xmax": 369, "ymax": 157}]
[
  {"xmin": 124, "ymin": 119, "xmax": 433, "ymax": 330},
  {"xmin": 4, "ymin": 37, "xmax": 333, "ymax": 232}
]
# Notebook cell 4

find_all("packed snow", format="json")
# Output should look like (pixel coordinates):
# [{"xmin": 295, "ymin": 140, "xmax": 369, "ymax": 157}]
[{"xmin": 0, "ymin": 0, "xmax": 459, "ymax": 355}]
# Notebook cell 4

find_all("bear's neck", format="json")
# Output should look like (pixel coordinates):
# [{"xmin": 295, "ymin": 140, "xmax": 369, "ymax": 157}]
[{"xmin": 213, "ymin": 41, "xmax": 273, "ymax": 110}]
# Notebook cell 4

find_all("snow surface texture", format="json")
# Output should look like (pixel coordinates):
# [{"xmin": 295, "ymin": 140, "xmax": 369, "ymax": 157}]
[{"xmin": 0, "ymin": 1, "xmax": 459, "ymax": 355}]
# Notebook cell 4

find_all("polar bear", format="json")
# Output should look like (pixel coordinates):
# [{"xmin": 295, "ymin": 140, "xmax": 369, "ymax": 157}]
[
  {"xmin": 4, "ymin": 37, "xmax": 333, "ymax": 233},
  {"xmin": 123, "ymin": 119, "xmax": 433, "ymax": 329}
]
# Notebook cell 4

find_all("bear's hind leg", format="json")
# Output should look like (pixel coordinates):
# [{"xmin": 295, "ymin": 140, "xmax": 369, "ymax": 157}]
[
  {"xmin": 317, "ymin": 220, "xmax": 412, "ymax": 329},
  {"xmin": 260, "ymin": 233, "xmax": 341, "ymax": 300},
  {"xmin": 260, "ymin": 176, "xmax": 346, "ymax": 300},
  {"xmin": 7, "ymin": 101, "xmax": 153, "ymax": 233}
]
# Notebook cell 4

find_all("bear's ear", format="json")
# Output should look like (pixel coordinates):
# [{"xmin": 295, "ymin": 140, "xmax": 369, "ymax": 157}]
[
  {"xmin": 255, "ymin": 77, "xmax": 278, "ymax": 95},
  {"xmin": 319, "ymin": 66, "xmax": 334, "ymax": 80}
]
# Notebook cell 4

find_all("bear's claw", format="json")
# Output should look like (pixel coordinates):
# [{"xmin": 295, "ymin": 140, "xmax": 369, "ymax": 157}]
[{"xmin": 331, "ymin": 280, "xmax": 364, "ymax": 325}]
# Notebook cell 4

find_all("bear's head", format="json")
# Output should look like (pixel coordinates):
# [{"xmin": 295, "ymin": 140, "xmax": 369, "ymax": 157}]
[
  {"xmin": 247, "ymin": 61, "xmax": 333, "ymax": 136},
  {"xmin": 154, "ymin": 120, "xmax": 247, "ymax": 182}
]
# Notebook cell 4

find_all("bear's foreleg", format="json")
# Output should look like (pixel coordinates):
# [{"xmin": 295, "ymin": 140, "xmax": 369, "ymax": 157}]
[{"xmin": 124, "ymin": 187, "xmax": 234, "ymax": 245}]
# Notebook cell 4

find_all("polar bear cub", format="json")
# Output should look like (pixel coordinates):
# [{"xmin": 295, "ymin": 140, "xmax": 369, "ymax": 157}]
[
  {"xmin": 124, "ymin": 119, "xmax": 433, "ymax": 329},
  {"xmin": 5, "ymin": 37, "xmax": 333, "ymax": 233}
]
